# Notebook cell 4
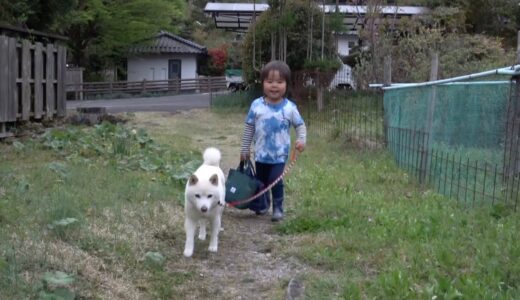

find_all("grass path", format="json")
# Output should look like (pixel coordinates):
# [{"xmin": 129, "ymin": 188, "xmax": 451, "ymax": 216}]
[{"xmin": 127, "ymin": 109, "xmax": 311, "ymax": 299}]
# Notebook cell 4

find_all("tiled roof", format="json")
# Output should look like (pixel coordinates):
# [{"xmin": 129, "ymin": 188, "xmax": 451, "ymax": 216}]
[{"xmin": 129, "ymin": 31, "xmax": 206, "ymax": 54}]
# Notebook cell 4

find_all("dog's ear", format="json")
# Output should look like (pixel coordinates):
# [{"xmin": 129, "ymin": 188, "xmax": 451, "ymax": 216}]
[
  {"xmin": 209, "ymin": 174, "xmax": 219, "ymax": 186},
  {"xmin": 188, "ymin": 175, "xmax": 198, "ymax": 185}
]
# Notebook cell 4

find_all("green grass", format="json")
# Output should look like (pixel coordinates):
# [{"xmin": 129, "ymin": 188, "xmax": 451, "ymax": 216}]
[
  {"xmin": 0, "ymin": 122, "xmax": 193, "ymax": 299},
  {"xmin": 210, "ymin": 84, "xmax": 263, "ymax": 113},
  {"xmin": 211, "ymin": 90, "xmax": 257, "ymax": 113},
  {"xmin": 278, "ymin": 133, "xmax": 520, "ymax": 299}
]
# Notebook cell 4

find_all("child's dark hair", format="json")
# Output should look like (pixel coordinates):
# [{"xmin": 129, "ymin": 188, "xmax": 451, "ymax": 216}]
[{"xmin": 260, "ymin": 60, "xmax": 291, "ymax": 86}]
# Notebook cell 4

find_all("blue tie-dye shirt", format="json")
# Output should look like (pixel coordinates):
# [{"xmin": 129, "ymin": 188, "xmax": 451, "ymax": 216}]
[{"xmin": 245, "ymin": 97, "xmax": 305, "ymax": 164}]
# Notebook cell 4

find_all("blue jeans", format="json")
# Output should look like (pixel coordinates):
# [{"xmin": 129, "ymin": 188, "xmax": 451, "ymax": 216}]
[{"xmin": 255, "ymin": 162, "xmax": 285, "ymax": 212}]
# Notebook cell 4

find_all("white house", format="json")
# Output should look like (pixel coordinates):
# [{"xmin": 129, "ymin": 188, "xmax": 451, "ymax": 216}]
[{"xmin": 127, "ymin": 31, "xmax": 207, "ymax": 82}]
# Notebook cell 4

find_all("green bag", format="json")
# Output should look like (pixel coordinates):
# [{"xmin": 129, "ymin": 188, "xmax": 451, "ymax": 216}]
[{"xmin": 225, "ymin": 160, "xmax": 259, "ymax": 209}]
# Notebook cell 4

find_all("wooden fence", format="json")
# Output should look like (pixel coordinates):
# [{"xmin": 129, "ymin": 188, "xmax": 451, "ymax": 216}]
[
  {"xmin": 66, "ymin": 67, "xmax": 84, "ymax": 97},
  {"xmin": 67, "ymin": 77, "xmax": 228, "ymax": 100},
  {"xmin": 0, "ymin": 34, "xmax": 67, "ymax": 137}
]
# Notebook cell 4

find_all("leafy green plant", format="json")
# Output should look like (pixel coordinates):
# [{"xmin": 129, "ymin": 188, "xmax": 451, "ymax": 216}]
[
  {"xmin": 40, "ymin": 122, "xmax": 199, "ymax": 184},
  {"xmin": 303, "ymin": 58, "xmax": 341, "ymax": 72},
  {"xmin": 144, "ymin": 251, "xmax": 166, "ymax": 269},
  {"xmin": 39, "ymin": 271, "xmax": 76, "ymax": 300}
]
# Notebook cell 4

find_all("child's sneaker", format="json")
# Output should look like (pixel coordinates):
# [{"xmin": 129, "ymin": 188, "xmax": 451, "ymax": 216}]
[
  {"xmin": 271, "ymin": 208, "xmax": 283, "ymax": 222},
  {"xmin": 255, "ymin": 208, "xmax": 269, "ymax": 215}
]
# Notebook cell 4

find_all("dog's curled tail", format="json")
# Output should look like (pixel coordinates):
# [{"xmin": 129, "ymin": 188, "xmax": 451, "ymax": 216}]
[{"xmin": 203, "ymin": 147, "xmax": 221, "ymax": 166}]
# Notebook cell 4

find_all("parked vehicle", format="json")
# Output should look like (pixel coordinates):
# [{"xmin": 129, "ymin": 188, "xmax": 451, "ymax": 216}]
[
  {"xmin": 329, "ymin": 62, "xmax": 356, "ymax": 90},
  {"xmin": 225, "ymin": 69, "xmax": 245, "ymax": 92}
]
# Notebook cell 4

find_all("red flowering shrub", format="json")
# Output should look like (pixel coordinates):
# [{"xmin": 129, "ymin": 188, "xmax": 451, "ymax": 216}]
[{"xmin": 207, "ymin": 47, "xmax": 228, "ymax": 76}]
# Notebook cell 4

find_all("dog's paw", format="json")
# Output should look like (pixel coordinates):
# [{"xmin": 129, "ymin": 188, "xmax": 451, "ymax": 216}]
[
  {"xmin": 198, "ymin": 233, "xmax": 206, "ymax": 240},
  {"xmin": 183, "ymin": 248, "xmax": 194, "ymax": 257},
  {"xmin": 208, "ymin": 245, "xmax": 218, "ymax": 253}
]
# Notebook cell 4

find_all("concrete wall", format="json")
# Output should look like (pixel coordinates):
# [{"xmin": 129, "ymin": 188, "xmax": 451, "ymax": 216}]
[
  {"xmin": 127, "ymin": 54, "xmax": 198, "ymax": 81},
  {"xmin": 337, "ymin": 37, "xmax": 350, "ymax": 56},
  {"xmin": 336, "ymin": 35, "xmax": 358, "ymax": 57}
]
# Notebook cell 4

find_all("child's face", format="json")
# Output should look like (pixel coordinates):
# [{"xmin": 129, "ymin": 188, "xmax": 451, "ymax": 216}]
[{"xmin": 263, "ymin": 70, "xmax": 287, "ymax": 103}]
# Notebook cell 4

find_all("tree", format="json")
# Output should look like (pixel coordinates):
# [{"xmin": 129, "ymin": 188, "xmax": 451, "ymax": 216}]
[
  {"xmin": 56, "ymin": 0, "xmax": 186, "ymax": 79},
  {"xmin": 397, "ymin": 0, "xmax": 520, "ymax": 47},
  {"xmin": 0, "ymin": 0, "xmax": 187, "ymax": 80},
  {"xmin": 460, "ymin": 0, "xmax": 519, "ymax": 47},
  {"xmin": 0, "ymin": 0, "xmax": 76, "ymax": 29},
  {"xmin": 241, "ymin": 0, "xmax": 338, "ymax": 83}
]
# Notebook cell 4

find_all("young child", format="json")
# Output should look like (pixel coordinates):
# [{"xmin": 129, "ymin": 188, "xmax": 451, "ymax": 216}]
[{"xmin": 240, "ymin": 60, "xmax": 307, "ymax": 222}]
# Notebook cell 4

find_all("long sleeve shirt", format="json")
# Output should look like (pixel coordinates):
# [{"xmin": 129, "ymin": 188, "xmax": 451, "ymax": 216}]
[{"xmin": 240, "ymin": 97, "xmax": 306, "ymax": 164}]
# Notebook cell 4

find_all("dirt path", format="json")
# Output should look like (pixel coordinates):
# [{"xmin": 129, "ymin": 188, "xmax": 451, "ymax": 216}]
[{"xmin": 128, "ymin": 109, "xmax": 309, "ymax": 299}]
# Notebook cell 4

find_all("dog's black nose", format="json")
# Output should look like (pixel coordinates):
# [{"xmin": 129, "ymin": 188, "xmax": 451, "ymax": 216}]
[{"xmin": 201, "ymin": 206, "xmax": 208, "ymax": 213}]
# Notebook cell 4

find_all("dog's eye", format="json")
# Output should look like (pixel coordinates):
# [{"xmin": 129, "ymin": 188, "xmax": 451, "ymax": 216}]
[
  {"xmin": 208, "ymin": 194, "xmax": 213, "ymax": 198},
  {"xmin": 195, "ymin": 194, "xmax": 201, "ymax": 198}
]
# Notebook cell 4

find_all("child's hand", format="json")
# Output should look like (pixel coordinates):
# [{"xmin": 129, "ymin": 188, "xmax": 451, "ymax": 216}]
[
  {"xmin": 240, "ymin": 153, "xmax": 250, "ymax": 161},
  {"xmin": 295, "ymin": 141, "xmax": 305, "ymax": 153}
]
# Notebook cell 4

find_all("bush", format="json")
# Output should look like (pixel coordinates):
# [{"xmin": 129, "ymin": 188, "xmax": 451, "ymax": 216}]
[{"xmin": 353, "ymin": 9, "xmax": 514, "ymax": 89}]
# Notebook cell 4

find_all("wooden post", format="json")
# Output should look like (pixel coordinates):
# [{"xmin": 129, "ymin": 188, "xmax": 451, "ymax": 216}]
[
  {"xmin": 208, "ymin": 77, "xmax": 213, "ymax": 106},
  {"xmin": 421, "ymin": 52, "xmax": 439, "ymax": 184},
  {"xmin": 21, "ymin": 39, "xmax": 31, "ymax": 120},
  {"xmin": 383, "ymin": 55, "xmax": 392, "ymax": 87},
  {"xmin": 517, "ymin": 30, "xmax": 520, "ymax": 64},
  {"xmin": 510, "ymin": 31, "xmax": 520, "ymax": 177},
  {"xmin": 516, "ymin": 31, "xmax": 520, "ymax": 175},
  {"xmin": 429, "ymin": 52, "xmax": 439, "ymax": 82},
  {"xmin": 46, "ymin": 44, "xmax": 55, "ymax": 118},
  {"xmin": 383, "ymin": 55, "xmax": 392, "ymax": 147},
  {"xmin": 0, "ymin": 35, "xmax": 8, "ymax": 124},
  {"xmin": 57, "ymin": 45, "xmax": 66, "ymax": 117},
  {"xmin": 316, "ymin": 72, "xmax": 323, "ymax": 112},
  {"xmin": 34, "ymin": 42, "xmax": 43, "ymax": 119},
  {"xmin": 503, "ymin": 31, "xmax": 520, "ymax": 179},
  {"xmin": 8, "ymin": 37, "xmax": 17, "ymax": 121}
]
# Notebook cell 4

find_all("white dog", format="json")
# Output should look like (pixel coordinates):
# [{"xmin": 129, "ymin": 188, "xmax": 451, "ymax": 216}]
[{"xmin": 183, "ymin": 147, "xmax": 226, "ymax": 257}]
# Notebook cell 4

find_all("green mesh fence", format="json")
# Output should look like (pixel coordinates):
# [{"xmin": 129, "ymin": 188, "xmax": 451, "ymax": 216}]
[
  {"xmin": 384, "ymin": 80, "xmax": 519, "ymax": 208},
  {"xmin": 385, "ymin": 82, "xmax": 510, "ymax": 150}
]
